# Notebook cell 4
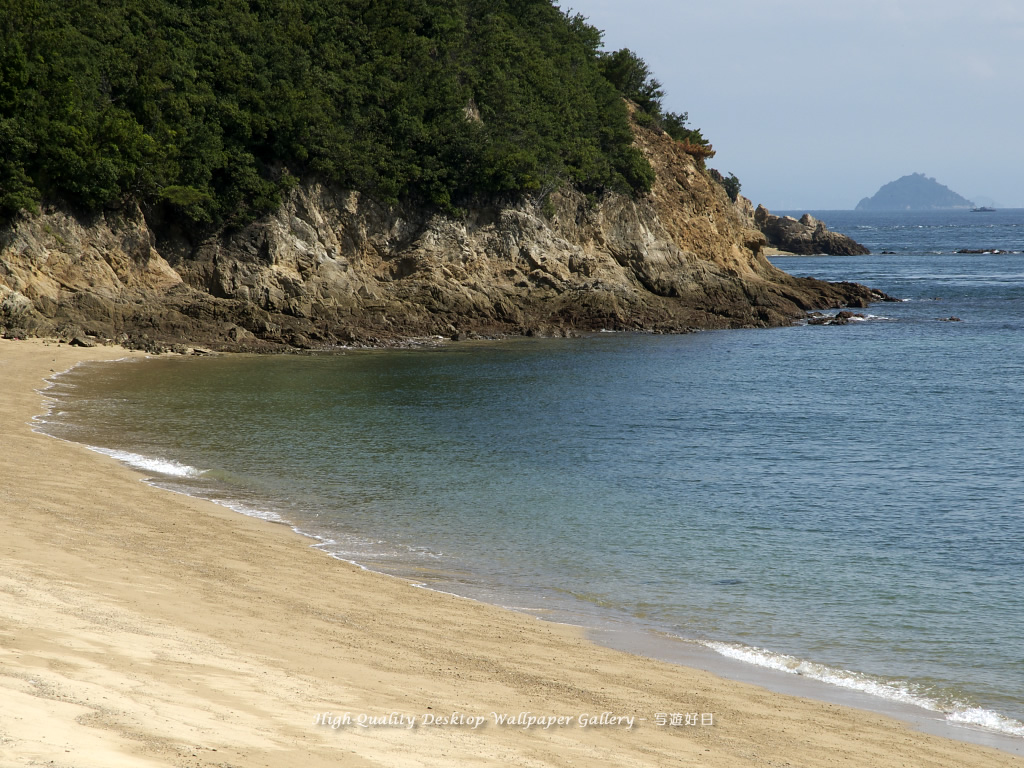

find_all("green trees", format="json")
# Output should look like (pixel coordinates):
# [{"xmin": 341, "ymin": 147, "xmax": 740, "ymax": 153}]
[
  {"xmin": 709, "ymin": 169, "xmax": 742, "ymax": 202},
  {"xmin": 597, "ymin": 47, "xmax": 711, "ymax": 155},
  {"xmin": 0, "ymin": 0, "xmax": 710, "ymax": 224},
  {"xmin": 597, "ymin": 48, "xmax": 665, "ymax": 116},
  {"xmin": 722, "ymin": 173, "xmax": 741, "ymax": 202}
]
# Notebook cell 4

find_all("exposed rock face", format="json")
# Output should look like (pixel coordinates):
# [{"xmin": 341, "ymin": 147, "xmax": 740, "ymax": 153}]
[
  {"xmin": 0, "ymin": 124, "xmax": 888, "ymax": 351},
  {"xmin": 754, "ymin": 206, "xmax": 870, "ymax": 256}
]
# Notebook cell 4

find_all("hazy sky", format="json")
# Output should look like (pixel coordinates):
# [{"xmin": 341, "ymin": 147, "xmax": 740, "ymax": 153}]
[{"xmin": 563, "ymin": 0, "xmax": 1024, "ymax": 210}]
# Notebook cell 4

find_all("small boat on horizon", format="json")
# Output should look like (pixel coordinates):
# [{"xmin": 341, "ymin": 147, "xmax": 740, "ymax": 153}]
[{"xmin": 971, "ymin": 206, "xmax": 997, "ymax": 212}]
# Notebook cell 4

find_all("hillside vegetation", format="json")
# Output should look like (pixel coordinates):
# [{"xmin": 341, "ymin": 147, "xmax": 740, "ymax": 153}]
[{"xmin": 0, "ymin": 0, "xmax": 710, "ymax": 225}]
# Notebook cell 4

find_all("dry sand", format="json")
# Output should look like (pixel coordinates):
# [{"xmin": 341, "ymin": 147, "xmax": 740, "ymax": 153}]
[{"xmin": 1, "ymin": 338, "xmax": 1021, "ymax": 768}]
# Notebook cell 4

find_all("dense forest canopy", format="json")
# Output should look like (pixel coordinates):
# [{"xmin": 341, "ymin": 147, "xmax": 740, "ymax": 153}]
[{"xmin": 0, "ymin": 0, "xmax": 708, "ymax": 225}]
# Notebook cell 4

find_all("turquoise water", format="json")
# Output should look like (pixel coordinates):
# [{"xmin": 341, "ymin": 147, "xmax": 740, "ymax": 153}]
[{"xmin": 40, "ymin": 210, "xmax": 1024, "ymax": 744}]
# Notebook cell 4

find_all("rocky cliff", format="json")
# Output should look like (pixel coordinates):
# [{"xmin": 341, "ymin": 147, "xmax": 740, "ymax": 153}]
[{"xmin": 0, "ymin": 122, "xmax": 888, "ymax": 351}]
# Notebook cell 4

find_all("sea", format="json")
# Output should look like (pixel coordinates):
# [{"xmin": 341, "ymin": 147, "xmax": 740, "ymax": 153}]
[{"xmin": 37, "ymin": 208, "xmax": 1024, "ymax": 752}]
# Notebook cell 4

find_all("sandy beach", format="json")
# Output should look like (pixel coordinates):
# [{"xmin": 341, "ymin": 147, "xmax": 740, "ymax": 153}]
[{"xmin": 1, "ymin": 338, "xmax": 1021, "ymax": 768}]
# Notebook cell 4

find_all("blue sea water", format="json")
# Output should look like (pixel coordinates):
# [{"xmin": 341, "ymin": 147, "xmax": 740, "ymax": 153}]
[{"xmin": 39, "ymin": 209, "xmax": 1024, "ymax": 747}]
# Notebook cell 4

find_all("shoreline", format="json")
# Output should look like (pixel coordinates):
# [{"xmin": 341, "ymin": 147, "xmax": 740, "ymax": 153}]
[
  {"xmin": 2, "ymin": 338, "xmax": 1023, "ymax": 767},
  {"xmin": 35, "ymin": 343, "xmax": 1024, "ymax": 750}
]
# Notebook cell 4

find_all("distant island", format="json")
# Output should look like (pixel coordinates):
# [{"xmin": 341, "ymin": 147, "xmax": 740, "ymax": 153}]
[{"xmin": 856, "ymin": 173, "xmax": 975, "ymax": 211}]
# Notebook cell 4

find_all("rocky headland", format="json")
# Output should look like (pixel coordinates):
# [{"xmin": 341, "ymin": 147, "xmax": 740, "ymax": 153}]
[
  {"xmin": 754, "ymin": 206, "xmax": 870, "ymax": 256},
  {"xmin": 0, "ymin": 123, "xmax": 889, "ymax": 352}
]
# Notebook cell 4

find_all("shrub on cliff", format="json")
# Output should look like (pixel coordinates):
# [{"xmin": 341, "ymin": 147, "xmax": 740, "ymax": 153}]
[
  {"xmin": 723, "ymin": 173, "xmax": 742, "ymax": 202},
  {"xmin": 597, "ymin": 47, "xmax": 711, "ymax": 156},
  {"xmin": 709, "ymin": 170, "xmax": 742, "ymax": 202}
]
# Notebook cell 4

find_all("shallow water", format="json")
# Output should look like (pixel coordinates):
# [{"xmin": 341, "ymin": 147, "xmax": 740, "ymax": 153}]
[{"xmin": 39, "ymin": 210, "xmax": 1024, "ymax": 745}]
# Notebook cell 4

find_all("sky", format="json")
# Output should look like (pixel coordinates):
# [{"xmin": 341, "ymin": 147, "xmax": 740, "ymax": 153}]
[{"xmin": 562, "ymin": 0, "xmax": 1024, "ymax": 210}]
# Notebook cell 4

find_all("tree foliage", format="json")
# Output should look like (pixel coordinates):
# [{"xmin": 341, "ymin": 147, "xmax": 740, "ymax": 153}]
[
  {"xmin": 0, "ymin": 0, "xmax": 673, "ymax": 223},
  {"xmin": 597, "ymin": 48, "xmax": 664, "ymax": 116},
  {"xmin": 722, "ymin": 173, "xmax": 741, "ymax": 202},
  {"xmin": 709, "ymin": 169, "xmax": 741, "ymax": 202},
  {"xmin": 597, "ymin": 47, "xmax": 711, "ymax": 153}
]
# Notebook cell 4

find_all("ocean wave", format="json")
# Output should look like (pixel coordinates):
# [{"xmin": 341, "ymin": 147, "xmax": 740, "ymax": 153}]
[
  {"xmin": 702, "ymin": 640, "xmax": 1024, "ymax": 738},
  {"xmin": 807, "ymin": 312, "xmax": 894, "ymax": 323},
  {"xmin": 308, "ymin": 533, "xmax": 445, "ymax": 563},
  {"xmin": 214, "ymin": 498, "xmax": 285, "ymax": 523},
  {"xmin": 90, "ymin": 447, "xmax": 206, "ymax": 478},
  {"xmin": 948, "ymin": 707, "xmax": 1024, "ymax": 737}
]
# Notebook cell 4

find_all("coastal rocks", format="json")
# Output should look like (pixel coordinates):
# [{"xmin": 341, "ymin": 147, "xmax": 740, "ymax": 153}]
[
  {"xmin": 807, "ymin": 310, "xmax": 867, "ymax": 326},
  {"xmin": 1, "ymin": 122, "xmax": 888, "ymax": 350},
  {"xmin": 754, "ymin": 206, "xmax": 870, "ymax": 256}
]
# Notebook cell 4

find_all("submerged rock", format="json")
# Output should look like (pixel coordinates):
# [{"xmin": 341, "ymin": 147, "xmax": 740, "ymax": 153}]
[{"xmin": 807, "ymin": 310, "xmax": 867, "ymax": 326}]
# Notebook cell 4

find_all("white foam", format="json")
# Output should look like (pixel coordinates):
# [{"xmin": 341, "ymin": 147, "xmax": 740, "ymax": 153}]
[
  {"xmin": 214, "ymin": 498, "xmax": 285, "ymax": 523},
  {"xmin": 91, "ymin": 447, "xmax": 205, "ymax": 478},
  {"xmin": 704, "ymin": 642, "xmax": 938, "ymax": 709},
  {"xmin": 949, "ymin": 707, "xmax": 1024, "ymax": 737},
  {"xmin": 703, "ymin": 641, "xmax": 1024, "ymax": 738}
]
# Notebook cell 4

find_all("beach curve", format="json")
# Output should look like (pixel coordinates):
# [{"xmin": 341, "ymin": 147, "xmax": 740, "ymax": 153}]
[{"xmin": 1, "ymin": 338, "xmax": 1021, "ymax": 768}]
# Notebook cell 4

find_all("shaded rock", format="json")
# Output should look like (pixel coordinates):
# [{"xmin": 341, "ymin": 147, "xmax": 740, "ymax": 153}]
[
  {"xmin": 121, "ymin": 333, "xmax": 168, "ymax": 354},
  {"xmin": 68, "ymin": 335, "xmax": 97, "ymax": 347},
  {"xmin": 833, "ymin": 311, "xmax": 866, "ymax": 324},
  {"xmin": 755, "ymin": 206, "xmax": 870, "ymax": 256}
]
